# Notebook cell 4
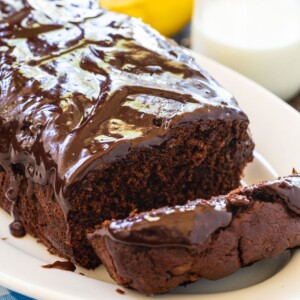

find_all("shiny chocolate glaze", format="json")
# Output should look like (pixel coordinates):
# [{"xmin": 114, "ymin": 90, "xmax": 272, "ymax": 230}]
[
  {"xmin": 0, "ymin": 0, "xmax": 248, "ymax": 219},
  {"xmin": 245, "ymin": 174, "xmax": 300, "ymax": 215},
  {"xmin": 9, "ymin": 220, "xmax": 26, "ymax": 237},
  {"xmin": 106, "ymin": 198, "xmax": 232, "ymax": 247},
  {"xmin": 102, "ymin": 175, "xmax": 300, "ymax": 247}
]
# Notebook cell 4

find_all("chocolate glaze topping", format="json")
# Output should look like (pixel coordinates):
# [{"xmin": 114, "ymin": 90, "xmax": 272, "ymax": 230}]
[
  {"xmin": 102, "ymin": 175, "xmax": 300, "ymax": 247},
  {"xmin": 106, "ymin": 199, "xmax": 232, "ymax": 247},
  {"xmin": 0, "ymin": 0, "xmax": 248, "ymax": 217},
  {"xmin": 244, "ymin": 174, "xmax": 300, "ymax": 215}
]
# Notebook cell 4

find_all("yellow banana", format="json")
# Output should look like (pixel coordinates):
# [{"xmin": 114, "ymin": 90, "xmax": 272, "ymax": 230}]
[{"xmin": 100, "ymin": 0, "xmax": 193, "ymax": 36}]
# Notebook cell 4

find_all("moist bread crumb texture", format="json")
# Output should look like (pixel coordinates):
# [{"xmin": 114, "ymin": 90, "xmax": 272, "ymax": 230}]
[{"xmin": 0, "ymin": 0, "xmax": 254, "ymax": 270}]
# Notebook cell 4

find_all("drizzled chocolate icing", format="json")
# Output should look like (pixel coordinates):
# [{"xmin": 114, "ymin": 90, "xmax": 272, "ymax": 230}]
[
  {"xmin": 106, "ymin": 199, "xmax": 232, "ymax": 247},
  {"xmin": 0, "ymin": 0, "xmax": 248, "ymax": 220},
  {"xmin": 101, "ymin": 175, "xmax": 300, "ymax": 247},
  {"xmin": 245, "ymin": 174, "xmax": 300, "ymax": 215}
]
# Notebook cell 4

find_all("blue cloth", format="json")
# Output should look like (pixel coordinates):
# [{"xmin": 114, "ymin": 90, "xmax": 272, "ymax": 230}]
[{"xmin": 0, "ymin": 287, "xmax": 33, "ymax": 300}]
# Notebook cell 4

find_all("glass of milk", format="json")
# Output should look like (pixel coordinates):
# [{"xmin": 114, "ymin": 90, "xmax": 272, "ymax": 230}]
[{"xmin": 191, "ymin": 0, "xmax": 300, "ymax": 100}]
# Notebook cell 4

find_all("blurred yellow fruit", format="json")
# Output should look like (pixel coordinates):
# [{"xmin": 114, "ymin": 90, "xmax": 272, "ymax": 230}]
[{"xmin": 100, "ymin": 0, "xmax": 193, "ymax": 36}]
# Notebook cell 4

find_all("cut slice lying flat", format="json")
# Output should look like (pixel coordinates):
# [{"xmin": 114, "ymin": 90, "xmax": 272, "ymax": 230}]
[{"xmin": 88, "ymin": 174, "xmax": 300, "ymax": 295}]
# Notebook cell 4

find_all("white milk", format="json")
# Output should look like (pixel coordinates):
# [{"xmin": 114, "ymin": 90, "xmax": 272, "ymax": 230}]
[{"xmin": 192, "ymin": 0, "xmax": 300, "ymax": 100}]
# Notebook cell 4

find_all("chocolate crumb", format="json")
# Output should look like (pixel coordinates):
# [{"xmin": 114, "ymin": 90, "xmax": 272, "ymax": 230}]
[
  {"xmin": 1, "ymin": 237, "xmax": 8, "ymax": 240},
  {"xmin": 116, "ymin": 288, "xmax": 125, "ymax": 295},
  {"xmin": 42, "ymin": 261, "xmax": 76, "ymax": 272},
  {"xmin": 79, "ymin": 272, "xmax": 85, "ymax": 276}
]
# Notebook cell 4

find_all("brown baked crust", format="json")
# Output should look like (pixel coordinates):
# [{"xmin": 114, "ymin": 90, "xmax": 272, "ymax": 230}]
[{"xmin": 88, "ymin": 175, "xmax": 300, "ymax": 294}]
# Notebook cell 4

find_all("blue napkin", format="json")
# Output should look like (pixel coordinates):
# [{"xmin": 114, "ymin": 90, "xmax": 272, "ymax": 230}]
[{"xmin": 0, "ymin": 287, "xmax": 33, "ymax": 300}]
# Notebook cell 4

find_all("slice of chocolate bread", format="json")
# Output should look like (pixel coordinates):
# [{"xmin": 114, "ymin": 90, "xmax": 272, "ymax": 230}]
[
  {"xmin": 0, "ymin": 0, "xmax": 253, "ymax": 268},
  {"xmin": 88, "ymin": 175, "xmax": 300, "ymax": 295}
]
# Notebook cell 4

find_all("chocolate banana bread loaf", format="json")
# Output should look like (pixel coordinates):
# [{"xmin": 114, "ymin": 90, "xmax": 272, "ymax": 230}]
[
  {"xmin": 88, "ymin": 174, "xmax": 300, "ymax": 295},
  {"xmin": 0, "ymin": 0, "xmax": 254, "ymax": 268}
]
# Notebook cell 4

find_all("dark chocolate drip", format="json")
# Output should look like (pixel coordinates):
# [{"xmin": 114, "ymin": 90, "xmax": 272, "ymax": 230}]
[
  {"xmin": 26, "ymin": 180, "xmax": 33, "ymax": 198},
  {"xmin": 107, "ymin": 199, "xmax": 232, "ymax": 247},
  {"xmin": 42, "ymin": 260, "xmax": 76, "ymax": 272},
  {"xmin": 5, "ymin": 24, "xmax": 64, "ymax": 38},
  {"xmin": 5, "ymin": 172, "xmax": 19, "ymax": 202},
  {"xmin": 4, "ymin": 167, "xmax": 26, "ymax": 238},
  {"xmin": 0, "ymin": 0, "xmax": 248, "ymax": 218},
  {"xmin": 9, "ymin": 220, "xmax": 26, "ymax": 238}
]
